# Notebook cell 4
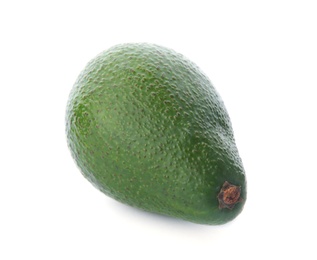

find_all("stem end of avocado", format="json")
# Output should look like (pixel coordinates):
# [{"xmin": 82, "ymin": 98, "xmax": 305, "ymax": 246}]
[{"xmin": 217, "ymin": 181, "xmax": 242, "ymax": 210}]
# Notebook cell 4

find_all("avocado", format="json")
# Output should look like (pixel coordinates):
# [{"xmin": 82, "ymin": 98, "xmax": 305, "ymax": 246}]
[{"xmin": 66, "ymin": 43, "xmax": 246, "ymax": 225}]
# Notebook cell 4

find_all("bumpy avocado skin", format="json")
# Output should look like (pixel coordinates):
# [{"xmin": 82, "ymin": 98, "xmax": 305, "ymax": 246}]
[{"xmin": 66, "ymin": 43, "xmax": 246, "ymax": 225}]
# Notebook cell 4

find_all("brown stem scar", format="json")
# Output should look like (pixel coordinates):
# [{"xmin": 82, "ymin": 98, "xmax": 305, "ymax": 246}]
[{"xmin": 217, "ymin": 181, "xmax": 243, "ymax": 210}]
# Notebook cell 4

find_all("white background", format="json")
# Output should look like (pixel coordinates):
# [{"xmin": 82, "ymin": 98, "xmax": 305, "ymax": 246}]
[{"xmin": 1, "ymin": 1, "xmax": 317, "ymax": 259}]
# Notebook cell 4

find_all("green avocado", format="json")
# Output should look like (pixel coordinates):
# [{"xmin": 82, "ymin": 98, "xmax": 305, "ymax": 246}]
[{"xmin": 66, "ymin": 43, "xmax": 247, "ymax": 225}]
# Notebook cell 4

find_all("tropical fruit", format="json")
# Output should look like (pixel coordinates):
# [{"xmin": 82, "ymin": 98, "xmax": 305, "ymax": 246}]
[{"xmin": 66, "ymin": 43, "xmax": 247, "ymax": 225}]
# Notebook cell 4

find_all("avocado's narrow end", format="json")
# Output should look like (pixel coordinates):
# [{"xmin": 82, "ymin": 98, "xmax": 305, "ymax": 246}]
[{"xmin": 217, "ymin": 181, "xmax": 242, "ymax": 210}]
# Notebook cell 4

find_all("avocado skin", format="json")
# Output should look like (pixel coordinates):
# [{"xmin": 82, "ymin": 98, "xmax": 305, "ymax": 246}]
[{"xmin": 66, "ymin": 43, "xmax": 246, "ymax": 225}]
